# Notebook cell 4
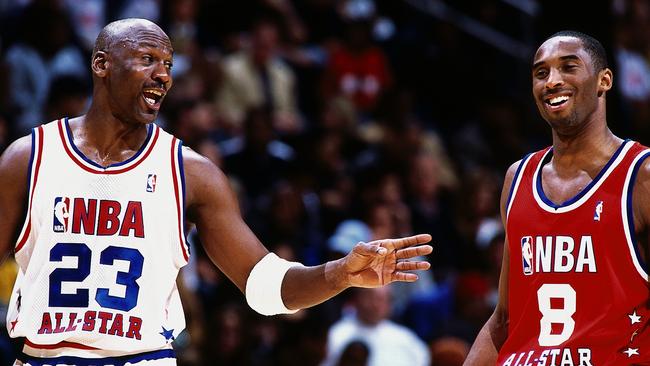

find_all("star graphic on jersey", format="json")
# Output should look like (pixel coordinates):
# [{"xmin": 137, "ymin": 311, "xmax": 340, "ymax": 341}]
[
  {"xmin": 629, "ymin": 310, "xmax": 642, "ymax": 325},
  {"xmin": 624, "ymin": 348, "xmax": 640, "ymax": 357},
  {"xmin": 9, "ymin": 318, "xmax": 18, "ymax": 333},
  {"xmin": 159, "ymin": 327, "xmax": 175, "ymax": 343}
]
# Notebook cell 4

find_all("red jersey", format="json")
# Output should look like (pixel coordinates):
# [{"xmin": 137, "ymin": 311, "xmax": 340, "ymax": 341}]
[{"xmin": 497, "ymin": 140, "xmax": 650, "ymax": 366}]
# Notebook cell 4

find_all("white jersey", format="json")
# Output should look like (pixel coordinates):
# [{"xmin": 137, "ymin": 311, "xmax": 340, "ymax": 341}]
[{"xmin": 6, "ymin": 118, "xmax": 189, "ymax": 363}]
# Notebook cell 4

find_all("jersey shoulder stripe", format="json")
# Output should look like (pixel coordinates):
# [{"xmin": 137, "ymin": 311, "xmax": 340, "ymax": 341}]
[
  {"xmin": 621, "ymin": 147, "xmax": 650, "ymax": 280},
  {"xmin": 170, "ymin": 138, "xmax": 189, "ymax": 263},
  {"xmin": 15, "ymin": 125, "xmax": 44, "ymax": 253}
]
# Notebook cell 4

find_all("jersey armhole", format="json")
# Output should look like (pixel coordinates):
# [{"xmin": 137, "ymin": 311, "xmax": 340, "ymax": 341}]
[
  {"xmin": 15, "ymin": 126, "xmax": 44, "ymax": 253},
  {"xmin": 622, "ymin": 149, "xmax": 650, "ymax": 281},
  {"xmin": 505, "ymin": 153, "xmax": 533, "ymax": 220},
  {"xmin": 171, "ymin": 138, "xmax": 189, "ymax": 267}
]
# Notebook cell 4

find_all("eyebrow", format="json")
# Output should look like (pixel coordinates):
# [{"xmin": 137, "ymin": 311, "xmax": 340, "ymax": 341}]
[{"xmin": 532, "ymin": 54, "xmax": 581, "ymax": 69}]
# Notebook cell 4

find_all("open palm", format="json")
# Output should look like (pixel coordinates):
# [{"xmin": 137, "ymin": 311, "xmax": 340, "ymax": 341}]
[{"xmin": 344, "ymin": 234, "xmax": 433, "ymax": 287}]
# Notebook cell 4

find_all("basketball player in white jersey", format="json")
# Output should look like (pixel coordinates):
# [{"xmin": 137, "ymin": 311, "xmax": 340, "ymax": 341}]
[{"xmin": 0, "ymin": 19, "xmax": 433, "ymax": 366}]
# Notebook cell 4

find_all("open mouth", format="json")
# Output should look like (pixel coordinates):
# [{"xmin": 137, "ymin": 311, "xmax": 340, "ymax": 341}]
[
  {"xmin": 142, "ymin": 88, "xmax": 165, "ymax": 110},
  {"xmin": 545, "ymin": 95, "xmax": 570, "ymax": 108}
]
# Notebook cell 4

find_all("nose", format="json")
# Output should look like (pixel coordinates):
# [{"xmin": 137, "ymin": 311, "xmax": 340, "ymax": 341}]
[
  {"xmin": 545, "ymin": 67, "xmax": 564, "ymax": 89},
  {"xmin": 152, "ymin": 62, "xmax": 172, "ymax": 88}
]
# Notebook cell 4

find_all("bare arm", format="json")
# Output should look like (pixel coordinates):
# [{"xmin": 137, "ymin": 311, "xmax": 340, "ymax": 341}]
[
  {"xmin": 0, "ymin": 135, "xmax": 33, "ymax": 263},
  {"xmin": 183, "ymin": 147, "xmax": 433, "ymax": 310},
  {"xmin": 464, "ymin": 160, "xmax": 520, "ymax": 364}
]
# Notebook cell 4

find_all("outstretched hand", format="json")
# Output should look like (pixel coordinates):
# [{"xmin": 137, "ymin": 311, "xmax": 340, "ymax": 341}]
[{"xmin": 342, "ymin": 234, "xmax": 433, "ymax": 288}]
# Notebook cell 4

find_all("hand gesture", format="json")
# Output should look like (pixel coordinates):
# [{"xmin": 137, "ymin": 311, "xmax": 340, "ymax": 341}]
[{"xmin": 342, "ymin": 234, "xmax": 433, "ymax": 287}]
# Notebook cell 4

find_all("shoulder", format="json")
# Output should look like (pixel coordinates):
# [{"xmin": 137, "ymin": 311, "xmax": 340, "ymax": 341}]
[
  {"xmin": 0, "ymin": 134, "xmax": 33, "ymax": 196},
  {"xmin": 630, "ymin": 141, "xmax": 650, "ymax": 188},
  {"xmin": 628, "ymin": 143, "xmax": 650, "ymax": 230},
  {"xmin": 632, "ymin": 150, "xmax": 650, "ymax": 195},
  {"xmin": 181, "ymin": 146, "xmax": 227, "ymax": 184},
  {"xmin": 181, "ymin": 146, "xmax": 232, "ymax": 207},
  {"xmin": 502, "ymin": 158, "xmax": 527, "ymax": 195},
  {"xmin": 0, "ymin": 134, "xmax": 33, "ymax": 168}
]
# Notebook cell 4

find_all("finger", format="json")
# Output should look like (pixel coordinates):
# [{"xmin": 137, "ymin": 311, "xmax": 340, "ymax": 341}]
[
  {"xmin": 395, "ymin": 261, "xmax": 431, "ymax": 271},
  {"xmin": 395, "ymin": 245, "xmax": 433, "ymax": 259},
  {"xmin": 353, "ymin": 241, "xmax": 388, "ymax": 256},
  {"xmin": 391, "ymin": 272, "xmax": 419, "ymax": 282},
  {"xmin": 381, "ymin": 234, "xmax": 432, "ymax": 250}
]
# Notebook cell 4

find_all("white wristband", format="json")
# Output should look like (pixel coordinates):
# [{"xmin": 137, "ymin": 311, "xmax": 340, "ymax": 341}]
[{"xmin": 245, "ymin": 253, "xmax": 303, "ymax": 316}]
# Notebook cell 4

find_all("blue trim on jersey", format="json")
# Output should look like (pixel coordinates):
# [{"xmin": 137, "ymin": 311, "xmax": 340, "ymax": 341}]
[
  {"xmin": 505, "ymin": 153, "xmax": 532, "ymax": 214},
  {"xmin": 536, "ymin": 140, "xmax": 631, "ymax": 209},
  {"xmin": 18, "ymin": 349, "xmax": 175, "ymax": 366},
  {"xmin": 177, "ymin": 140, "xmax": 189, "ymax": 255},
  {"xmin": 64, "ymin": 118, "xmax": 154, "ymax": 169},
  {"xmin": 177, "ymin": 141, "xmax": 186, "ymax": 209},
  {"xmin": 626, "ymin": 150, "xmax": 650, "ymax": 273}
]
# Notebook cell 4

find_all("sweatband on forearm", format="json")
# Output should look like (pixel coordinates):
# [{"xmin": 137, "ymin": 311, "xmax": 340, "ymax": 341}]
[{"xmin": 245, "ymin": 252, "xmax": 303, "ymax": 316}]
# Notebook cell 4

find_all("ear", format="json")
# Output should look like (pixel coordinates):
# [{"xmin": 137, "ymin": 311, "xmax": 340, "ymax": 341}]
[
  {"xmin": 597, "ymin": 67, "xmax": 613, "ymax": 96},
  {"xmin": 92, "ymin": 51, "xmax": 109, "ymax": 78}
]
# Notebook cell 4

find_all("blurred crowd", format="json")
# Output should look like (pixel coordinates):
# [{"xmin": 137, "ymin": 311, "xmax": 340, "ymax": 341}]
[{"xmin": 0, "ymin": 0, "xmax": 649, "ymax": 365}]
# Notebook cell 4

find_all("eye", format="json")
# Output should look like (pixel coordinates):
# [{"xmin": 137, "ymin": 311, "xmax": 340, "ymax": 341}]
[
  {"xmin": 534, "ymin": 68, "xmax": 548, "ymax": 79},
  {"xmin": 164, "ymin": 61, "xmax": 173, "ymax": 70},
  {"xmin": 142, "ymin": 55, "xmax": 153, "ymax": 63}
]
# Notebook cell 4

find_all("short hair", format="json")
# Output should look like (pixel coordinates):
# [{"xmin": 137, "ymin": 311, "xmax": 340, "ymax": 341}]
[{"xmin": 544, "ymin": 30, "xmax": 608, "ymax": 72}]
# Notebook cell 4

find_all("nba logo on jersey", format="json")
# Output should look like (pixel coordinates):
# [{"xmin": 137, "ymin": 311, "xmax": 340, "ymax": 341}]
[
  {"xmin": 594, "ymin": 200, "xmax": 603, "ymax": 221},
  {"xmin": 521, "ymin": 236, "xmax": 533, "ymax": 275},
  {"xmin": 146, "ymin": 174, "xmax": 157, "ymax": 192},
  {"xmin": 53, "ymin": 197, "xmax": 70, "ymax": 232}
]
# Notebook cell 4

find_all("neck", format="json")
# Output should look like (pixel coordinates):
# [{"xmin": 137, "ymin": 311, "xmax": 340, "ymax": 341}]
[
  {"xmin": 68, "ymin": 106, "xmax": 150, "ymax": 166},
  {"xmin": 550, "ymin": 119, "xmax": 623, "ymax": 174}
]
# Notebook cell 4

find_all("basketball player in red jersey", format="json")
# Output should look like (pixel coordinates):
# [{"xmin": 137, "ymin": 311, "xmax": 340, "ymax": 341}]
[
  {"xmin": 465, "ymin": 30, "xmax": 650, "ymax": 365},
  {"xmin": 0, "ymin": 18, "xmax": 433, "ymax": 365}
]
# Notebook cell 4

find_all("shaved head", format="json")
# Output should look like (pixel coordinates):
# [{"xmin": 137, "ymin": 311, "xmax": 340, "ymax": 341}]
[{"xmin": 92, "ymin": 18, "xmax": 169, "ymax": 59}]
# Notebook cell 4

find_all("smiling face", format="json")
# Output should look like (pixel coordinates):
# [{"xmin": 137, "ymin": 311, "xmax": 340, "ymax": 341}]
[
  {"xmin": 531, "ymin": 36, "xmax": 612, "ymax": 135},
  {"xmin": 93, "ymin": 20, "xmax": 173, "ymax": 125}
]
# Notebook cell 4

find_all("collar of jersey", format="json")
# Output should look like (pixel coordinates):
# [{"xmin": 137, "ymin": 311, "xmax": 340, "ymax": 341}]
[
  {"xmin": 59, "ymin": 117, "xmax": 158, "ymax": 174},
  {"xmin": 532, "ymin": 139, "xmax": 632, "ymax": 213}
]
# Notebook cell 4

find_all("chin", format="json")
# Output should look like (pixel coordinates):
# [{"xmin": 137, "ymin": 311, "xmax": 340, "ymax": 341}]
[{"xmin": 138, "ymin": 112, "xmax": 158, "ymax": 125}]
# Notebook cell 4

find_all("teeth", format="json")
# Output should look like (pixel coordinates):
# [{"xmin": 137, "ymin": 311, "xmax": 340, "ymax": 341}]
[
  {"xmin": 144, "ymin": 97, "xmax": 156, "ymax": 105},
  {"xmin": 145, "ymin": 89, "xmax": 163, "ymax": 96},
  {"xmin": 549, "ymin": 96, "xmax": 569, "ymax": 105}
]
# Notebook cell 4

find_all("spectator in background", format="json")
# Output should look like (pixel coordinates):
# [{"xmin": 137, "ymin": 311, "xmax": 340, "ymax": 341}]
[
  {"xmin": 321, "ymin": 0, "xmax": 392, "ymax": 116},
  {"xmin": 335, "ymin": 340, "xmax": 370, "ymax": 366},
  {"xmin": 430, "ymin": 336, "xmax": 470, "ymax": 366},
  {"xmin": 215, "ymin": 15, "xmax": 301, "ymax": 135},
  {"xmin": 44, "ymin": 75, "xmax": 90, "ymax": 122},
  {"xmin": 613, "ymin": 8, "xmax": 650, "ymax": 144},
  {"xmin": 4, "ymin": 0, "xmax": 87, "ymax": 135},
  {"xmin": 221, "ymin": 107, "xmax": 295, "ymax": 204},
  {"xmin": 322, "ymin": 286, "xmax": 430, "ymax": 366},
  {"xmin": 160, "ymin": 0, "xmax": 201, "ymax": 78}
]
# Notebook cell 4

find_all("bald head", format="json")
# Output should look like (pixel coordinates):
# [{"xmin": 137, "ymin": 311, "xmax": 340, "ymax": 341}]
[{"xmin": 92, "ymin": 18, "xmax": 170, "ymax": 59}]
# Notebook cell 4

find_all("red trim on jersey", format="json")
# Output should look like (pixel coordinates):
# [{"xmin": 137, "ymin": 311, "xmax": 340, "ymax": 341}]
[
  {"xmin": 57, "ymin": 120, "xmax": 161, "ymax": 175},
  {"xmin": 25, "ymin": 339, "xmax": 100, "ymax": 350},
  {"xmin": 15, "ymin": 125, "xmax": 44, "ymax": 253},
  {"xmin": 171, "ymin": 138, "xmax": 189, "ymax": 262}
]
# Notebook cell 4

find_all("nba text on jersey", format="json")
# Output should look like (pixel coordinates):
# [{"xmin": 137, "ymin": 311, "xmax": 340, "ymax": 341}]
[
  {"xmin": 53, "ymin": 197, "xmax": 145, "ymax": 237},
  {"xmin": 520, "ymin": 235, "xmax": 596, "ymax": 274}
]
